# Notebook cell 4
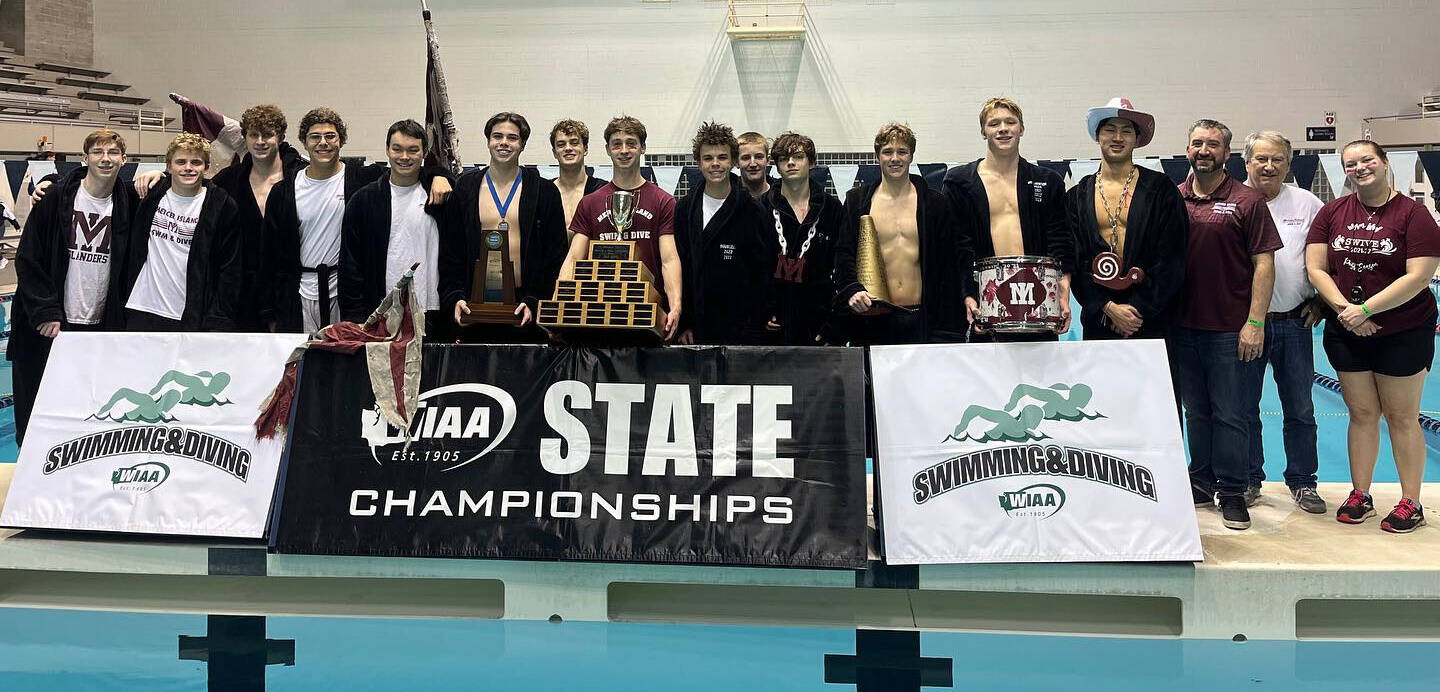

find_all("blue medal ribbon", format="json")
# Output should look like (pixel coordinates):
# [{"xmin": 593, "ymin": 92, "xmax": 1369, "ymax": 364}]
[{"xmin": 485, "ymin": 169, "xmax": 521, "ymax": 230}]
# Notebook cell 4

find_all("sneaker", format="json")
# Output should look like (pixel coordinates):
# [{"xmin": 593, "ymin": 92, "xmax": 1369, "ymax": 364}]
[
  {"xmin": 1192, "ymin": 484, "xmax": 1215, "ymax": 507},
  {"xmin": 1218, "ymin": 495, "xmax": 1251, "ymax": 530},
  {"xmin": 1243, "ymin": 484, "xmax": 1262, "ymax": 507},
  {"xmin": 1336, "ymin": 489, "xmax": 1375, "ymax": 524},
  {"xmin": 1381, "ymin": 499, "xmax": 1426, "ymax": 534},
  {"xmin": 1290, "ymin": 486, "xmax": 1327, "ymax": 514}
]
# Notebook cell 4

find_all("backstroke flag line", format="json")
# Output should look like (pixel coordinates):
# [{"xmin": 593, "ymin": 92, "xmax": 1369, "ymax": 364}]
[{"xmin": 423, "ymin": 1, "xmax": 462, "ymax": 174}]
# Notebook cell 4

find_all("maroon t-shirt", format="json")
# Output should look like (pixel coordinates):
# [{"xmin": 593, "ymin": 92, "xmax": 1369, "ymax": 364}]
[
  {"xmin": 570, "ymin": 180, "xmax": 676, "ymax": 297},
  {"xmin": 1178, "ymin": 175, "xmax": 1283, "ymax": 330},
  {"xmin": 1305, "ymin": 193, "xmax": 1440, "ymax": 333}
]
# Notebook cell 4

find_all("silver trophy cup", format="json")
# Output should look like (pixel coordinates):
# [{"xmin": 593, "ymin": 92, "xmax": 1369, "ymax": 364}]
[{"xmin": 608, "ymin": 190, "xmax": 638, "ymax": 234}]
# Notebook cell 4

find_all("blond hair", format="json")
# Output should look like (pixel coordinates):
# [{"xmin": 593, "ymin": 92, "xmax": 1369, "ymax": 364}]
[{"xmin": 166, "ymin": 133, "xmax": 211, "ymax": 165}]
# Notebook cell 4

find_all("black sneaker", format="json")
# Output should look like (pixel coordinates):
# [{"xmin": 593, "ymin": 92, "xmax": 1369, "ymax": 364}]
[
  {"xmin": 1218, "ymin": 495, "xmax": 1251, "ymax": 530},
  {"xmin": 1291, "ymin": 486, "xmax": 1326, "ymax": 514},
  {"xmin": 1243, "ymin": 484, "xmax": 1262, "ymax": 507},
  {"xmin": 1381, "ymin": 499, "xmax": 1426, "ymax": 533},
  {"xmin": 1192, "ymin": 484, "xmax": 1215, "ymax": 507},
  {"xmin": 1336, "ymin": 489, "xmax": 1375, "ymax": 524}
]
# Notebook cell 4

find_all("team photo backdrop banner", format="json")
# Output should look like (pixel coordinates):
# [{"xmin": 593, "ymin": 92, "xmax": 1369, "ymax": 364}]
[
  {"xmin": 871, "ymin": 340, "xmax": 1203, "ymax": 564},
  {"xmin": 1, "ymin": 332, "xmax": 307, "ymax": 537},
  {"xmin": 271, "ymin": 345, "xmax": 868, "ymax": 568}
]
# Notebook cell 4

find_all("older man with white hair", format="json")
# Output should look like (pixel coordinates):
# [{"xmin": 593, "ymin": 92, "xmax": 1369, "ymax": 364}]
[{"xmin": 1243, "ymin": 130, "xmax": 1327, "ymax": 514}]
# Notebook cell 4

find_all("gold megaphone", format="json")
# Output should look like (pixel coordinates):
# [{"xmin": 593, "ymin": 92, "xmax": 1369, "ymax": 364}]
[{"xmin": 856, "ymin": 214, "xmax": 890, "ymax": 303}]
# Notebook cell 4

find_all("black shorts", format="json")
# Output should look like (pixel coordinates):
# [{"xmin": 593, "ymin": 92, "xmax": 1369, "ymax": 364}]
[{"xmin": 1323, "ymin": 322, "xmax": 1435, "ymax": 377}]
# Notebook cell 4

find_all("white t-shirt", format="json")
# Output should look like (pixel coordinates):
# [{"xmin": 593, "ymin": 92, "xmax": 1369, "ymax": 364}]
[
  {"xmin": 386, "ymin": 181, "xmax": 440, "ymax": 310},
  {"xmin": 126, "ymin": 188, "xmax": 206, "ymax": 320},
  {"xmin": 702, "ymin": 193, "xmax": 725, "ymax": 230},
  {"xmin": 295, "ymin": 165, "xmax": 346, "ymax": 301},
  {"xmin": 1252, "ymin": 183, "xmax": 1325, "ymax": 312},
  {"xmin": 64, "ymin": 185, "xmax": 114, "ymax": 324}
]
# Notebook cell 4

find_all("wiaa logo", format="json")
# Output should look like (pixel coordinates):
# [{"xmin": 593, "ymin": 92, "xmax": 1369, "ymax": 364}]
[
  {"xmin": 997, "ymin": 483, "xmax": 1065, "ymax": 519},
  {"xmin": 360, "ymin": 384, "xmax": 516, "ymax": 471},
  {"xmin": 111, "ymin": 461, "xmax": 170, "ymax": 493}
]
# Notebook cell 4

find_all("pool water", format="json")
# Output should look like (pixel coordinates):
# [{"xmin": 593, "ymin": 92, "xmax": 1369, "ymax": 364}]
[{"xmin": 0, "ymin": 607, "xmax": 1435, "ymax": 690}]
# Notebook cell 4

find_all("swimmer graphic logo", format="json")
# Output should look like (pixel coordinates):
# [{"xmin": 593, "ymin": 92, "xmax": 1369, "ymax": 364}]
[
  {"xmin": 46, "ymin": 370, "xmax": 249, "ymax": 480},
  {"xmin": 945, "ymin": 383, "xmax": 1104, "ymax": 444},
  {"xmin": 870, "ymin": 340, "xmax": 1202, "ymax": 564},
  {"xmin": 2, "ymin": 333, "xmax": 308, "ymax": 538},
  {"xmin": 998, "ymin": 483, "xmax": 1065, "ymax": 519}
]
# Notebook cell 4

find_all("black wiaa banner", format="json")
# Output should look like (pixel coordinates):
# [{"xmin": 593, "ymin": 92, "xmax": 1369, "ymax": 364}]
[{"xmin": 270, "ymin": 345, "xmax": 867, "ymax": 568}]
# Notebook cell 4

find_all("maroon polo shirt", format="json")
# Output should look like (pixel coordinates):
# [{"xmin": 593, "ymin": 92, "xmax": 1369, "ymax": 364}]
[
  {"xmin": 1178, "ymin": 175, "xmax": 1283, "ymax": 331},
  {"xmin": 1306, "ymin": 193, "xmax": 1440, "ymax": 333}
]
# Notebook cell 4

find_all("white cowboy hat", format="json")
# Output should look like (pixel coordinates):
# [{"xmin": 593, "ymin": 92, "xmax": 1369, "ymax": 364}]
[{"xmin": 1086, "ymin": 96, "xmax": 1155, "ymax": 148}]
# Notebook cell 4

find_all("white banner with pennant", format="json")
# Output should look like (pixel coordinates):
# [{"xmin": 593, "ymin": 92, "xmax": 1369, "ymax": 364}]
[
  {"xmin": 1, "ymin": 332, "xmax": 307, "ymax": 537},
  {"xmin": 871, "ymin": 340, "xmax": 1202, "ymax": 564}
]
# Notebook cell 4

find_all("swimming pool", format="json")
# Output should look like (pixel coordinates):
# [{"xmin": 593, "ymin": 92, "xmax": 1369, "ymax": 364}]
[{"xmin": 0, "ymin": 607, "xmax": 1434, "ymax": 690}]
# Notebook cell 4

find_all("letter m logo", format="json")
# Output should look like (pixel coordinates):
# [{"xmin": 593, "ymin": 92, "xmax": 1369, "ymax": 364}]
[
  {"xmin": 71, "ymin": 212, "xmax": 112, "ymax": 253},
  {"xmin": 1008, "ymin": 282, "xmax": 1035, "ymax": 306}
]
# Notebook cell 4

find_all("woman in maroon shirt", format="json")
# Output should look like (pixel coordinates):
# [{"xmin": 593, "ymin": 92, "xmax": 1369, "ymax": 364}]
[{"xmin": 1305, "ymin": 140, "xmax": 1440, "ymax": 533}]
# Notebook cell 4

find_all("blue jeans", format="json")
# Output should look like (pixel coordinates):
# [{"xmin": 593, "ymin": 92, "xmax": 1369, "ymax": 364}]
[
  {"xmin": 1170, "ymin": 326, "xmax": 1267, "ymax": 498},
  {"xmin": 1247, "ymin": 315, "xmax": 1319, "ymax": 489}
]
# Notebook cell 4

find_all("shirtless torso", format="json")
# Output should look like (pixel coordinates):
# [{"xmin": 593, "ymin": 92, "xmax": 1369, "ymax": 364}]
[
  {"xmin": 1092, "ymin": 167, "xmax": 1135, "ymax": 257},
  {"xmin": 249, "ymin": 165, "xmax": 284, "ymax": 217},
  {"xmin": 554, "ymin": 174, "xmax": 589, "ymax": 236},
  {"xmin": 978, "ymin": 160, "xmax": 1023, "ymax": 257},
  {"xmin": 478, "ymin": 170, "xmax": 524, "ymax": 286},
  {"xmin": 869, "ymin": 184, "xmax": 923, "ymax": 306}
]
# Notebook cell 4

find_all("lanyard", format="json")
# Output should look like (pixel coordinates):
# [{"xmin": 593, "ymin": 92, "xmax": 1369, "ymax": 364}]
[{"xmin": 485, "ymin": 170, "xmax": 521, "ymax": 224}]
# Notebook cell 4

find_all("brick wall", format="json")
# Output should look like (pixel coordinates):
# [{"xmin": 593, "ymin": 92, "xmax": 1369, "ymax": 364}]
[{"xmin": 12, "ymin": 0, "xmax": 94, "ymax": 67}]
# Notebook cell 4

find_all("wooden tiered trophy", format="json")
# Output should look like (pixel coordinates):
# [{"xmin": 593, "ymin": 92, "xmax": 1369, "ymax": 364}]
[{"xmin": 538, "ymin": 190, "xmax": 665, "ymax": 342}]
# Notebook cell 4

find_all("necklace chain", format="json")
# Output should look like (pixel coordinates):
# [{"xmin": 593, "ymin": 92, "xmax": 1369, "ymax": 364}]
[{"xmin": 1097, "ymin": 165, "xmax": 1136, "ymax": 252}]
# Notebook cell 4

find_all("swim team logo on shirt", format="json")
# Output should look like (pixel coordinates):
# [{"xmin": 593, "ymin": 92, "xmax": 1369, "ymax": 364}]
[
  {"xmin": 1332, "ymin": 231, "xmax": 1397, "ymax": 256},
  {"xmin": 69, "ymin": 210, "xmax": 111, "ymax": 263},
  {"xmin": 1029, "ymin": 180, "xmax": 1047, "ymax": 203},
  {"xmin": 1211, "ymin": 202, "xmax": 1238, "ymax": 216}
]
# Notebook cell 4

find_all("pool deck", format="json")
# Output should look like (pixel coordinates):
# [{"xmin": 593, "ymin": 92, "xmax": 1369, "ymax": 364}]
[{"xmin": 0, "ymin": 465, "xmax": 1435, "ymax": 641}]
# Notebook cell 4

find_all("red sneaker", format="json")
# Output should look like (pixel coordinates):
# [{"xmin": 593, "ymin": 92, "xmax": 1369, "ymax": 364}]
[
  {"xmin": 1335, "ymin": 489, "xmax": 1375, "ymax": 524},
  {"xmin": 1381, "ymin": 499, "xmax": 1426, "ymax": 534}
]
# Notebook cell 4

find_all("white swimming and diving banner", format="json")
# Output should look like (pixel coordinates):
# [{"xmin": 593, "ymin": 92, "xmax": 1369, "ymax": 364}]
[
  {"xmin": 1, "ymin": 332, "xmax": 307, "ymax": 538},
  {"xmin": 871, "ymin": 340, "xmax": 1203, "ymax": 564}
]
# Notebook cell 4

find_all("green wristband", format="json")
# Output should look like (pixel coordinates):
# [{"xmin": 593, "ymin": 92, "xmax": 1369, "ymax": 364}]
[
  {"xmin": 1361, "ymin": 303, "xmax": 1374, "ymax": 317},
  {"xmin": 1246, "ymin": 318, "xmax": 1264, "ymax": 328}
]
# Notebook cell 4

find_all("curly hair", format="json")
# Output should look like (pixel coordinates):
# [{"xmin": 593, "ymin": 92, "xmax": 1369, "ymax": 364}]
[
  {"xmin": 603, "ymin": 115, "xmax": 647, "ymax": 147},
  {"xmin": 691, "ymin": 121, "xmax": 737, "ymax": 162},
  {"xmin": 873, "ymin": 122, "xmax": 916, "ymax": 154},
  {"xmin": 549, "ymin": 119, "xmax": 590, "ymax": 148},
  {"xmin": 166, "ymin": 132, "xmax": 211, "ymax": 165},
  {"xmin": 299, "ymin": 107, "xmax": 347, "ymax": 146},
  {"xmin": 239, "ymin": 104, "xmax": 287, "ymax": 138},
  {"xmin": 769, "ymin": 131, "xmax": 815, "ymax": 165}
]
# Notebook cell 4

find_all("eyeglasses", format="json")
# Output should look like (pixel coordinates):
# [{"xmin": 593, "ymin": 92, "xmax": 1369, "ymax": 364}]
[{"xmin": 305, "ymin": 132, "xmax": 340, "ymax": 144}]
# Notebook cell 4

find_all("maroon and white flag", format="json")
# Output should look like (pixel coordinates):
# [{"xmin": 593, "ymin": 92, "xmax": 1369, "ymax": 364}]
[
  {"xmin": 422, "ymin": 2, "xmax": 462, "ymax": 174},
  {"xmin": 256, "ymin": 265, "xmax": 425, "ymax": 440}
]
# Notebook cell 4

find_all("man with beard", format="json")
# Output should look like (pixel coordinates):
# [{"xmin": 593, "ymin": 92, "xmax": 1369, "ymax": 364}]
[
  {"xmin": 260, "ymin": 107, "xmax": 452, "ymax": 333},
  {"xmin": 549, "ymin": 119, "xmax": 607, "ymax": 233},
  {"xmin": 1175, "ymin": 118, "xmax": 1282, "ymax": 531},
  {"xmin": 761, "ymin": 131, "xmax": 843, "ymax": 345},
  {"xmin": 737, "ymin": 131, "xmax": 779, "ymax": 199},
  {"xmin": 945, "ymin": 97, "xmax": 1072, "ymax": 342},
  {"xmin": 450, "ymin": 112, "xmax": 568, "ymax": 342},
  {"xmin": 9, "ymin": 129, "xmax": 138, "ymax": 445},
  {"xmin": 673, "ymin": 121, "xmax": 771, "ymax": 344},
  {"xmin": 835, "ymin": 122, "xmax": 969, "ymax": 344}
]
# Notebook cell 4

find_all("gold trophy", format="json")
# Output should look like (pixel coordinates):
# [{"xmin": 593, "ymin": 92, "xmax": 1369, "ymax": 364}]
[{"xmin": 854, "ymin": 214, "xmax": 912, "ymax": 315}]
